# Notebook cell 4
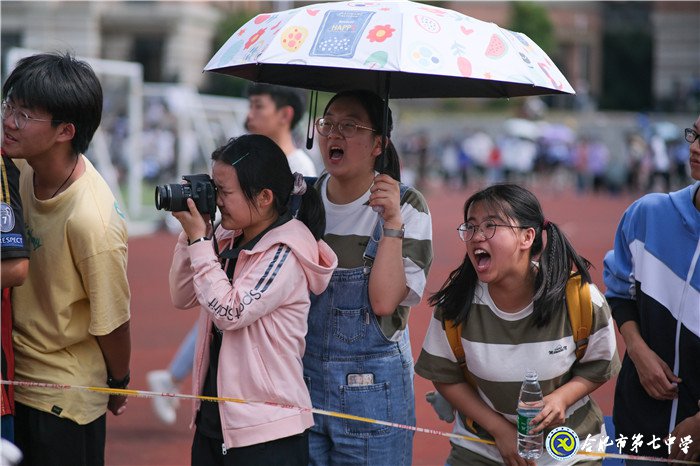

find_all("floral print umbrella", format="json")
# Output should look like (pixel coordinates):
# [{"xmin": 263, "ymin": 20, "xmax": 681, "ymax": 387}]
[{"xmin": 204, "ymin": 0, "xmax": 575, "ymax": 99}]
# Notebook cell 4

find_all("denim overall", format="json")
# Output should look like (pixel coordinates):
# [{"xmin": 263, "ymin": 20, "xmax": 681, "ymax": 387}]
[{"xmin": 303, "ymin": 184, "xmax": 415, "ymax": 466}]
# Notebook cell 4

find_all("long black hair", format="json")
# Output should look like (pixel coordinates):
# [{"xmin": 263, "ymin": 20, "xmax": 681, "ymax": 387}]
[
  {"xmin": 211, "ymin": 134, "xmax": 325, "ymax": 239},
  {"xmin": 429, "ymin": 183, "xmax": 591, "ymax": 327},
  {"xmin": 324, "ymin": 90, "xmax": 401, "ymax": 181}
]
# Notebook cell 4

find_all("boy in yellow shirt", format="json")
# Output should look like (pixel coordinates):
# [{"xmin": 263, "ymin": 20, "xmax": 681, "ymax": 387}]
[{"xmin": 1, "ymin": 52, "xmax": 131, "ymax": 466}]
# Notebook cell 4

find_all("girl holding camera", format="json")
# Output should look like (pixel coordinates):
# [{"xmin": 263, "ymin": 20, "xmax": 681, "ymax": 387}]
[{"xmin": 168, "ymin": 134, "xmax": 337, "ymax": 466}]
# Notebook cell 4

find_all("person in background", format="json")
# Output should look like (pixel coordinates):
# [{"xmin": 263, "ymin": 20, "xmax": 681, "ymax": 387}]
[
  {"xmin": 2, "ymin": 52, "xmax": 131, "ymax": 466},
  {"xmin": 169, "ymin": 134, "xmax": 336, "ymax": 466},
  {"xmin": 0, "ymin": 151, "xmax": 30, "ymax": 446},
  {"xmin": 303, "ymin": 90, "xmax": 433, "ymax": 466},
  {"xmin": 245, "ymin": 83, "xmax": 317, "ymax": 176},
  {"xmin": 146, "ymin": 83, "xmax": 318, "ymax": 425},
  {"xmin": 604, "ymin": 115, "xmax": 700, "ymax": 465},
  {"xmin": 415, "ymin": 184, "xmax": 620, "ymax": 466}
]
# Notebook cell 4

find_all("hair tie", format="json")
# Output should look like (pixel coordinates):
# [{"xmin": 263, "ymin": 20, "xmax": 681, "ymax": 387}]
[
  {"xmin": 291, "ymin": 172, "xmax": 307, "ymax": 196},
  {"xmin": 542, "ymin": 218, "xmax": 551, "ymax": 229}
]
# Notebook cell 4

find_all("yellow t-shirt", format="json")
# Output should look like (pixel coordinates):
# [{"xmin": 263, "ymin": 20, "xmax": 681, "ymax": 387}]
[{"xmin": 12, "ymin": 156, "xmax": 130, "ymax": 424}]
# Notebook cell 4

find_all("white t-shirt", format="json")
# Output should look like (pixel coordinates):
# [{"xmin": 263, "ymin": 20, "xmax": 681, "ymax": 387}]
[
  {"xmin": 318, "ymin": 174, "xmax": 433, "ymax": 340},
  {"xmin": 287, "ymin": 148, "xmax": 317, "ymax": 176}
]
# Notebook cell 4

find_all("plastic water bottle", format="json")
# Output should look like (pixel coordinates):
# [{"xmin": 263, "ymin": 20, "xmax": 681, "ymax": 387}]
[{"xmin": 517, "ymin": 369, "xmax": 544, "ymax": 460}]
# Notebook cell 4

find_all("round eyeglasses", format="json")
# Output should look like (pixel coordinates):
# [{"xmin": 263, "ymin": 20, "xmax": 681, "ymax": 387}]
[
  {"xmin": 1, "ymin": 100, "xmax": 61, "ymax": 130},
  {"xmin": 457, "ymin": 221, "xmax": 529, "ymax": 242},
  {"xmin": 315, "ymin": 118, "xmax": 376, "ymax": 138},
  {"xmin": 685, "ymin": 128, "xmax": 699, "ymax": 144}
]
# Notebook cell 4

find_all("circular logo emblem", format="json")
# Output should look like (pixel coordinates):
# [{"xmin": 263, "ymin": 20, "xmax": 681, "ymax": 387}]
[
  {"xmin": 546, "ymin": 427, "xmax": 579, "ymax": 461},
  {"xmin": 0, "ymin": 202, "xmax": 15, "ymax": 233}
]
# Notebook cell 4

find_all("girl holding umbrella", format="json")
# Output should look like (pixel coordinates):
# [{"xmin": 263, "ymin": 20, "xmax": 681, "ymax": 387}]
[{"xmin": 303, "ymin": 90, "xmax": 433, "ymax": 465}]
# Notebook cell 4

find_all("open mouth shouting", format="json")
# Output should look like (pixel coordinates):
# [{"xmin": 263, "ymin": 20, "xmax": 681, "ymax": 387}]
[
  {"xmin": 328, "ymin": 145, "xmax": 344, "ymax": 162},
  {"xmin": 473, "ymin": 248, "xmax": 491, "ymax": 272}
]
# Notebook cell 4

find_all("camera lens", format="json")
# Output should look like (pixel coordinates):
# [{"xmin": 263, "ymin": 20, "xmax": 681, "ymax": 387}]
[
  {"xmin": 155, "ymin": 185, "xmax": 170, "ymax": 211},
  {"xmin": 154, "ymin": 184, "xmax": 190, "ymax": 212}
]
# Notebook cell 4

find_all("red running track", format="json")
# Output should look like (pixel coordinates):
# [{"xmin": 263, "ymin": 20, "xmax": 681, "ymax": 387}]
[{"xmin": 105, "ymin": 185, "xmax": 635, "ymax": 466}]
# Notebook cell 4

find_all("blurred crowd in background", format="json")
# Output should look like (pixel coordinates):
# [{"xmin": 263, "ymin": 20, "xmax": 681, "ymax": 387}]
[
  {"xmin": 100, "ymin": 93, "xmax": 695, "ymax": 204},
  {"xmin": 399, "ymin": 109, "xmax": 693, "ymax": 197}
]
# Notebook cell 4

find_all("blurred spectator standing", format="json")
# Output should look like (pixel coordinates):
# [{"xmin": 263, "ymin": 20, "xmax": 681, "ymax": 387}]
[
  {"xmin": 439, "ymin": 135, "xmax": 462, "ymax": 189},
  {"xmin": 573, "ymin": 136, "xmax": 591, "ymax": 193},
  {"xmin": 625, "ymin": 133, "xmax": 649, "ymax": 194},
  {"xmin": 669, "ymin": 136, "xmax": 691, "ymax": 189},
  {"xmin": 414, "ymin": 131, "xmax": 430, "ymax": 192},
  {"xmin": 646, "ymin": 131, "xmax": 671, "ymax": 192},
  {"xmin": 588, "ymin": 138, "xmax": 611, "ymax": 193}
]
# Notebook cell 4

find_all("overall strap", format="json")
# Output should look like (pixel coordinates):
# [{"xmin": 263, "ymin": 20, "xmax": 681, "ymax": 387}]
[{"xmin": 362, "ymin": 182, "xmax": 411, "ymax": 267}]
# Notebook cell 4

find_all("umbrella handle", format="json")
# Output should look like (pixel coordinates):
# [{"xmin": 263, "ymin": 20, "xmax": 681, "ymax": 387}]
[
  {"xmin": 373, "ymin": 73, "xmax": 391, "ymax": 216},
  {"xmin": 306, "ymin": 90, "xmax": 319, "ymax": 150}
]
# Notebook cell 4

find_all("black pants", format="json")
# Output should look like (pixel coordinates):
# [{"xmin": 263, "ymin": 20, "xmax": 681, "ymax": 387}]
[
  {"xmin": 14, "ymin": 402, "xmax": 106, "ymax": 466},
  {"xmin": 191, "ymin": 428, "xmax": 309, "ymax": 466}
]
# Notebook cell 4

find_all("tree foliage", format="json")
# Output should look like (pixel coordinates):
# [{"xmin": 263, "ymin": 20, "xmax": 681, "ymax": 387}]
[
  {"xmin": 508, "ymin": 2, "xmax": 555, "ymax": 56},
  {"xmin": 202, "ymin": 9, "xmax": 257, "ymax": 97}
]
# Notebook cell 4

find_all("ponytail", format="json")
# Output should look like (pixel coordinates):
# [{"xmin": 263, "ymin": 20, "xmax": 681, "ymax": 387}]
[
  {"xmin": 429, "ymin": 254, "xmax": 478, "ymax": 325},
  {"xmin": 294, "ymin": 187, "xmax": 326, "ymax": 240},
  {"xmin": 375, "ymin": 139, "xmax": 401, "ymax": 182},
  {"xmin": 532, "ymin": 221, "xmax": 591, "ymax": 327}
]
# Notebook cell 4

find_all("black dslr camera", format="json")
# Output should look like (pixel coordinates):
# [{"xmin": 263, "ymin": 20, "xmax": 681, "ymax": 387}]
[{"xmin": 155, "ymin": 174, "xmax": 217, "ymax": 217}]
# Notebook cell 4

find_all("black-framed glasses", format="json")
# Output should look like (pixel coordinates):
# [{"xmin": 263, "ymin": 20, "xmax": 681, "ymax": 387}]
[
  {"xmin": 685, "ymin": 128, "xmax": 699, "ymax": 144},
  {"xmin": 1, "ymin": 100, "xmax": 61, "ymax": 130},
  {"xmin": 315, "ymin": 118, "xmax": 376, "ymax": 138},
  {"xmin": 457, "ymin": 221, "xmax": 529, "ymax": 242}
]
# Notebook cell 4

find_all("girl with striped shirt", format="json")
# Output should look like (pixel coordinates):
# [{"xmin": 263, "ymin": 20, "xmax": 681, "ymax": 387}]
[{"xmin": 416, "ymin": 184, "xmax": 619, "ymax": 466}]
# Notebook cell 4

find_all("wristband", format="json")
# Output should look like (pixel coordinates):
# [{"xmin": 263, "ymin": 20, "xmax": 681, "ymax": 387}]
[
  {"xmin": 188, "ymin": 236, "xmax": 210, "ymax": 246},
  {"xmin": 106, "ymin": 371, "xmax": 130, "ymax": 389},
  {"xmin": 382, "ymin": 224, "xmax": 405, "ymax": 238}
]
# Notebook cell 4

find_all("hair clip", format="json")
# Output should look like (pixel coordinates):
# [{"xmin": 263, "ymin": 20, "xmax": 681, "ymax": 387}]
[{"xmin": 231, "ymin": 152, "xmax": 250, "ymax": 166}]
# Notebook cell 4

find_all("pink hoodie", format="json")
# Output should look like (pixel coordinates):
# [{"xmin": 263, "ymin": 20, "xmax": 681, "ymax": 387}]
[{"xmin": 169, "ymin": 218, "xmax": 337, "ymax": 448}]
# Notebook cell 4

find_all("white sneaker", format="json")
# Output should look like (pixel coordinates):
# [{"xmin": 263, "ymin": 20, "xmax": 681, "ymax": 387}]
[
  {"xmin": 147, "ymin": 370, "xmax": 179, "ymax": 425},
  {"xmin": 1, "ymin": 438, "xmax": 23, "ymax": 466}
]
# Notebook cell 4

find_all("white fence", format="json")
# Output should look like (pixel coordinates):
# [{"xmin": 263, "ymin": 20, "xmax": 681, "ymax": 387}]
[{"xmin": 6, "ymin": 48, "xmax": 250, "ymax": 234}]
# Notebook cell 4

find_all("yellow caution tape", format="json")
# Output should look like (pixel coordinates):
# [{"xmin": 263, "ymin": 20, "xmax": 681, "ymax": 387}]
[{"xmin": 2, "ymin": 379, "xmax": 698, "ymax": 465}]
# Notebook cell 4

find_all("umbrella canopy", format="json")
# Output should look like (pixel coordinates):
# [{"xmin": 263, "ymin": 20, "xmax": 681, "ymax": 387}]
[{"xmin": 205, "ymin": 0, "xmax": 575, "ymax": 99}]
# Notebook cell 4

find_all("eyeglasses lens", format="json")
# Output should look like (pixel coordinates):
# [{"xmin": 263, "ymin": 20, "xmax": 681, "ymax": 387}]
[
  {"xmin": 1, "ymin": 101, "xmax": 27, "ymax": 129},
  {"xmin": 458, "ymin": 222, "xmax": 499, "ymax": 241},
  {"xmin": 315, "ymin": 119, "xmax": 359, "ymax": 138}
]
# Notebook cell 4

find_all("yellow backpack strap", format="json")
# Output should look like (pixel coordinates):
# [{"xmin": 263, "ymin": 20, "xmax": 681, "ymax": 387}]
[
  {"xmin": 566, "ymin": 275, "xmax": 593, "ymax": 360},
  {"xmin": 444, "ymin": 319, "xmax": 479, "ymax": 433}
]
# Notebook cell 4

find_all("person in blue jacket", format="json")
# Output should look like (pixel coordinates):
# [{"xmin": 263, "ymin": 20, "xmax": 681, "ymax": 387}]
[{"xmin": 604, "ymin": 114, "xmax": 700, "ymax": 464}]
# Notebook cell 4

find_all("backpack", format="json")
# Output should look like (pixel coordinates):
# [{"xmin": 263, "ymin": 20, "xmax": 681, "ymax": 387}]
[{"xmin": 443, "ymin": 274, "xmax": 592, "ymax": 434}]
